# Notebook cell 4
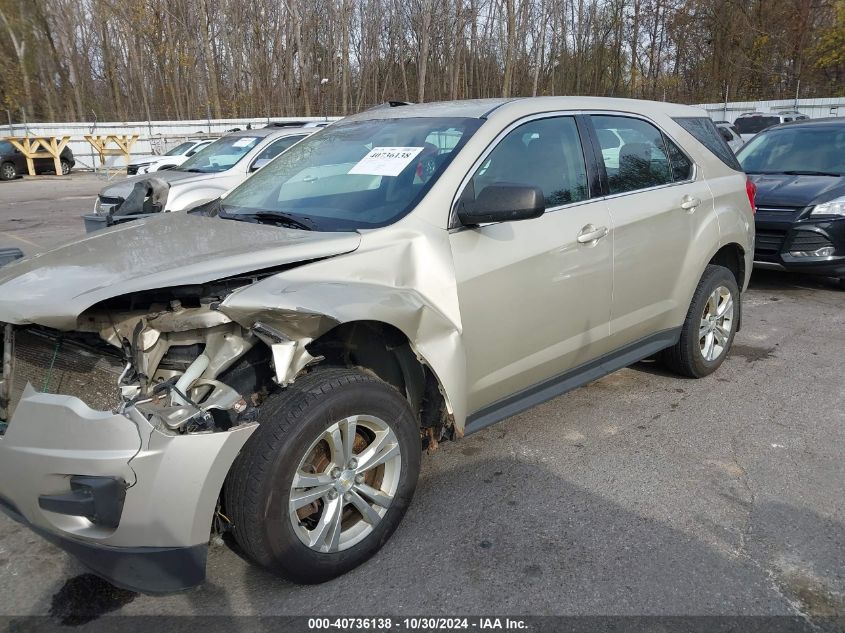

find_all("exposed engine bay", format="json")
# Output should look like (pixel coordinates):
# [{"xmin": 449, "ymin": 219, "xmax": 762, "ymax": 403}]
[{"xmin": 0, "ymin": 276, "xmax": 318, "ymax": 436}]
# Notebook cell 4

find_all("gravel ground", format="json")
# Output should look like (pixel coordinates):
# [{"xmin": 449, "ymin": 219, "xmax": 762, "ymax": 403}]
[{"xmin": 0, "ymin": 174, "xmax": 843, "ymax": 627}]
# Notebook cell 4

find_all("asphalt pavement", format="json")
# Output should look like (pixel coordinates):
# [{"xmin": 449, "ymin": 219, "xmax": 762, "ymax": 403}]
[{"xmin": 0, "ymin": 174, "xmax": 843, "ymax": 626}]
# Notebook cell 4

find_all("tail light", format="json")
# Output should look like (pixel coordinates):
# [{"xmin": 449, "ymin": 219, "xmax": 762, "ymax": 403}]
[{"xmin": 745, "ymin": 177, "xmax": 757, "ymax": 215}]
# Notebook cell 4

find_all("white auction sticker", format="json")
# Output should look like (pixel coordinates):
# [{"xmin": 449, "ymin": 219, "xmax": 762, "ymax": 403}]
[
  {"xmin": 232, "ymin": 137, "xmax": 257, "ymax": 148},
  {"xmin": 348, "ymin": 146, "xmax": 424, "ymax": 177}
]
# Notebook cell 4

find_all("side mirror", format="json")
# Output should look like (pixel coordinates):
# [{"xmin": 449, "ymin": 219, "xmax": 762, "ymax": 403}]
[
  {"xmin": 250, "ymin": 158, "xmax": 272, "ymax": 172},
  {"xmin": 457, "ymin": 184, "xmax": 545, "ymax": 225},
  {"xmin": 719, "ymin": 128, "xmax": 733, "ymax": 142}
]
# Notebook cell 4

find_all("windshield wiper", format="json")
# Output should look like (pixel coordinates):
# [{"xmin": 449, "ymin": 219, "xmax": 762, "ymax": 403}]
[
  {"xmin": 221, "ymin": 209, "xmax": 316, "ymax": 231},
  {"xmin": 781, "ymin": 170, "xmax": 841, "ymax": 177}
]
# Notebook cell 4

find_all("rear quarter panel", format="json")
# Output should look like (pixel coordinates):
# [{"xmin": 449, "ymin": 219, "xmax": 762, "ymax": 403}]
[
  {"xmin": 658, "ymin": 115, "xmax": 754, "ymax": 309},
  {"xmin": 705, "ymin": 171, "xmax": 755, "ymax": 290}
]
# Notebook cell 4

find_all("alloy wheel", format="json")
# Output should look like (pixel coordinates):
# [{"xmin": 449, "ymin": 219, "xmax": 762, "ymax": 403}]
[
  {"xmin": 699, "ymin": 285, "xmax": 734, "ymax": 361},
  {"xmin": 1, "ymin": 164, "xmax": 15, "ymax": 179},
  {"xmin": 289, "ymin": 414, "xmax": 402, "ymax": 553}
]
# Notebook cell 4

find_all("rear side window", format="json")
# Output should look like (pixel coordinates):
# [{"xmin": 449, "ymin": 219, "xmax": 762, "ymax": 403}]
[
  {"xmin": 597, "ymin": 129, "xmax": 621, "ymax": 150},
  {"xmin": 673, "ymin": 117, "xmax": 742, "ymax": 171},
  {"xmin": 591, "ymin": 115, "xmax": 672, "ymax": 194},
  {"xmin": 664, "ymin": 135, "xmax": 693, "ymax": 181}
]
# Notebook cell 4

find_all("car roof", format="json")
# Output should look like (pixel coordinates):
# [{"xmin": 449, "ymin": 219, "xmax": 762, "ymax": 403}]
[
  {"xmin": 343, "ymin": 96, "xmax": 706, "ymax": 122},
  {"xmin": 220, "ymin": 127, "xmax": 312, "ymax": 139}
]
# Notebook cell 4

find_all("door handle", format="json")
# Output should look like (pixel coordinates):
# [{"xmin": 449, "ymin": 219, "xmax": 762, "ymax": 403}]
[
  {"xmin": 577, "ymin": 224, "xmax": 609, "ymax": 244},
  {"xmin": 681, "ymin": 195, "xmax": 700, "ymax": 211}
]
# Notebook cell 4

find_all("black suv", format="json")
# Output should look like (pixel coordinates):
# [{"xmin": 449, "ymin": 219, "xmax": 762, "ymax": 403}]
[
  {"xmin": 0, "ymin": 140, "xmax": 75, "ymax": 180},
  {"xmin": 736, "ymin": 117, "xmax": 845, "ymax": 289}
]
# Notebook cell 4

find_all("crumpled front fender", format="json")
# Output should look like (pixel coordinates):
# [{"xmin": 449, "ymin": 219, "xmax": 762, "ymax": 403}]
[{"xmin": 220, "ymin": 224, "xmax": 469, "ymax": 430}]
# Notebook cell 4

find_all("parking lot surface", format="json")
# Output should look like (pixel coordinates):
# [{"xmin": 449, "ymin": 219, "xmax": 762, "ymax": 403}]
[{"xmin": 0, "ymin": 176, "xmax": 843, "ymax": 624}]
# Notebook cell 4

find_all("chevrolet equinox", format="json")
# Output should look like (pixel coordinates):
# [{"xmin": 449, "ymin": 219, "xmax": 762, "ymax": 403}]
[{"xmin": 0, "ymin": 97, "xmax": 755, "ymax": 592}]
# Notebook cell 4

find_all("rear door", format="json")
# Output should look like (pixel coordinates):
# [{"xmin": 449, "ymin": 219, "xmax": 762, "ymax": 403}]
[
  {"xmin": 449, "ymin": 114, "xmax": 614, "ymax": 413},
  {"xmin": 586, "ymin": 114, "xmax": 716, "ymax": 348}
]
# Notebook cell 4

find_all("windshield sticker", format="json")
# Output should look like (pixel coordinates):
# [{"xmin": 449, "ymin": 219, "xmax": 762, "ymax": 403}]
[
  {"xmin": 348, "ymin": 147, "xmax": 424, "ymax": 177},
  {"xmin": 232, "ymin": 137, "xmax": 256, "ymax": 148}
]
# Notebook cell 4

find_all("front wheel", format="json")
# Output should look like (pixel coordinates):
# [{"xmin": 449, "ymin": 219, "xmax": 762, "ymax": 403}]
[
  {"xmin": 224, "ymin": 368, "xmax": 420, "ymax": 584},
  {"xmin": 0, "ymin": 162, "xmax": 16, "ymax": 181},
  {"xmin": 60, "ymin": 159, "xmax": 72, "ymax": 175},
  {"xmin": 661, "ymin": 264, "xmax": 739, "ymax": 378}
]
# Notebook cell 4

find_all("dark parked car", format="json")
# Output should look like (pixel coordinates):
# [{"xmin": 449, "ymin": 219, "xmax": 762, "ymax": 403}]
[
  {"xmin": 736, "ymin": 117, "xmax": 845, "ymax": 289},
  {"xmin": 0, "ymin": 140, "xmax": 75, "ymax": 180}
]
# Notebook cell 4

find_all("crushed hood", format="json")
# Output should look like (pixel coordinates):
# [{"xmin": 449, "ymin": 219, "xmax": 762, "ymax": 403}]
[{"xmin": 0, "ymin": 213, "xmax": 361, "ymax": 329}]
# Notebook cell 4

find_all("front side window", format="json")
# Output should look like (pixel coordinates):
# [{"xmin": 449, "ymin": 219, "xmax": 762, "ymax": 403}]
[
  {"xmin": 253, "ymin": 135, "xmax": 307, "ymax": 164},
  {"xmin": 179, "ymin": 135, "xmax": 262, "ymax": 173},
  {"xmin": 465, "ymin": 116, "xmax": 589, "ymax": 209},
  {"xmin": 591, "ymin": 115, "xmax": 672, "ymax": 194},
  {"xmin": 220, "ymin": 117, "xmax": 481, "ymax": 231}
]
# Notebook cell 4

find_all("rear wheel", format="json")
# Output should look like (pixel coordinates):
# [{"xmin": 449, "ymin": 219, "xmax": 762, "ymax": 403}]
[
  {"xmin": 60, "ymin": 159, "xmax": 71, "ymax": 175},
  {"xmin": 224, "ymin": 367, "xmax": 420, "ymax": 584},
  {"xmin": 0, "ymin": 162, "xmax": 16, "ymax": 180},
  {"xmin": 661, "ymin": 265, "xmax": 739, "ymax": 378}
]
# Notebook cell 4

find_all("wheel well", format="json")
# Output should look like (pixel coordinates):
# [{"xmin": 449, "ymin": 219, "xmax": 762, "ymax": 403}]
[
  {"xmin": 306, "ymin": 321, "xmax": 452, "ymax": 445},
  {"xmin": 709, "ymin": 243, "xmax": 745, "ymax": 289}
]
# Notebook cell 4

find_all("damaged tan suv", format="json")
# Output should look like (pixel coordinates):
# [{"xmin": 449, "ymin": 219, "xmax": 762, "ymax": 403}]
[{"xmin": 0, "ymin": 98, "xmax": 755, "ymax": 593}]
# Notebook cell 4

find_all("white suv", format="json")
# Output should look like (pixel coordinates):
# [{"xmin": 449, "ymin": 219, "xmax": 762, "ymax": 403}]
[{"xmin": 127, "ymin": 139, "xmax": 215, "ymax": 176}]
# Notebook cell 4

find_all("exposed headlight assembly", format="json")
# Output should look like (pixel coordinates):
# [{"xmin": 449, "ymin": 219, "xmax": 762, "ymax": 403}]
[{"xmin": 810, "ymin": 196, "xmax": 845, "ymax": 217}]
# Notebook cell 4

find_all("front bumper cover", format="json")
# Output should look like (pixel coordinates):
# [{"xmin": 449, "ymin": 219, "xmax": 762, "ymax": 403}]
[
  {"xmin": 754, "ymin": 214, "xmax": 845, "ymax": 277},
  {"xmin": 0, "ymin": 385, "xmax": 256, "ymax": 593},
  {"xmin": 0, "ymin": 496, "xmax": 207, "ymax": 594}
]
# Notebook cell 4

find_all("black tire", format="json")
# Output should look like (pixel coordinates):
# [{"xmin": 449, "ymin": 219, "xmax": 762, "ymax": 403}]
[
  {"xmin": 224, "ymin": 367, "xmax": 420, "ymax": 584},
  {"xmin": 661, "ymin": 264, "xmax": 740, "ymax": 378},
  {"xmin": 0, "ymin": 162, "xmax": 16, "ymax": 181},
  {"xmin": 60, "ymin": 159, "xmax": 72, "ymax": 175}
]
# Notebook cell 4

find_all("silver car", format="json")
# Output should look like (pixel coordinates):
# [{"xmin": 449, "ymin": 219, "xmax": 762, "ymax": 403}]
[
  {"xmin": 0, "ymin": 97, "xmax": 754, "ymax": 592},
  {"xmin": 85, "ymin": 127, "xmax": 313, "ymax": 231}
]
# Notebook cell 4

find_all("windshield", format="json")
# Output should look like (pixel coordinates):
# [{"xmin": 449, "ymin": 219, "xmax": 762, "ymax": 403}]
[
  {"xmin": 219, "ymin": 117, "xmax": 482, "ymax": 231},
  {"xmin": 178, "ymin": 135, "xmax": 261, "ymax": 173},
  {"xmin": 734, "ymin": 116, "xmax": 780, "ymax": 135},
  {"xmin": 737, "ymin": 126, "xmax": 845, "ymax": 175},
  {"xmin": 165, "ymin": 141, "xmax": 196, "ymax": 156}
]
